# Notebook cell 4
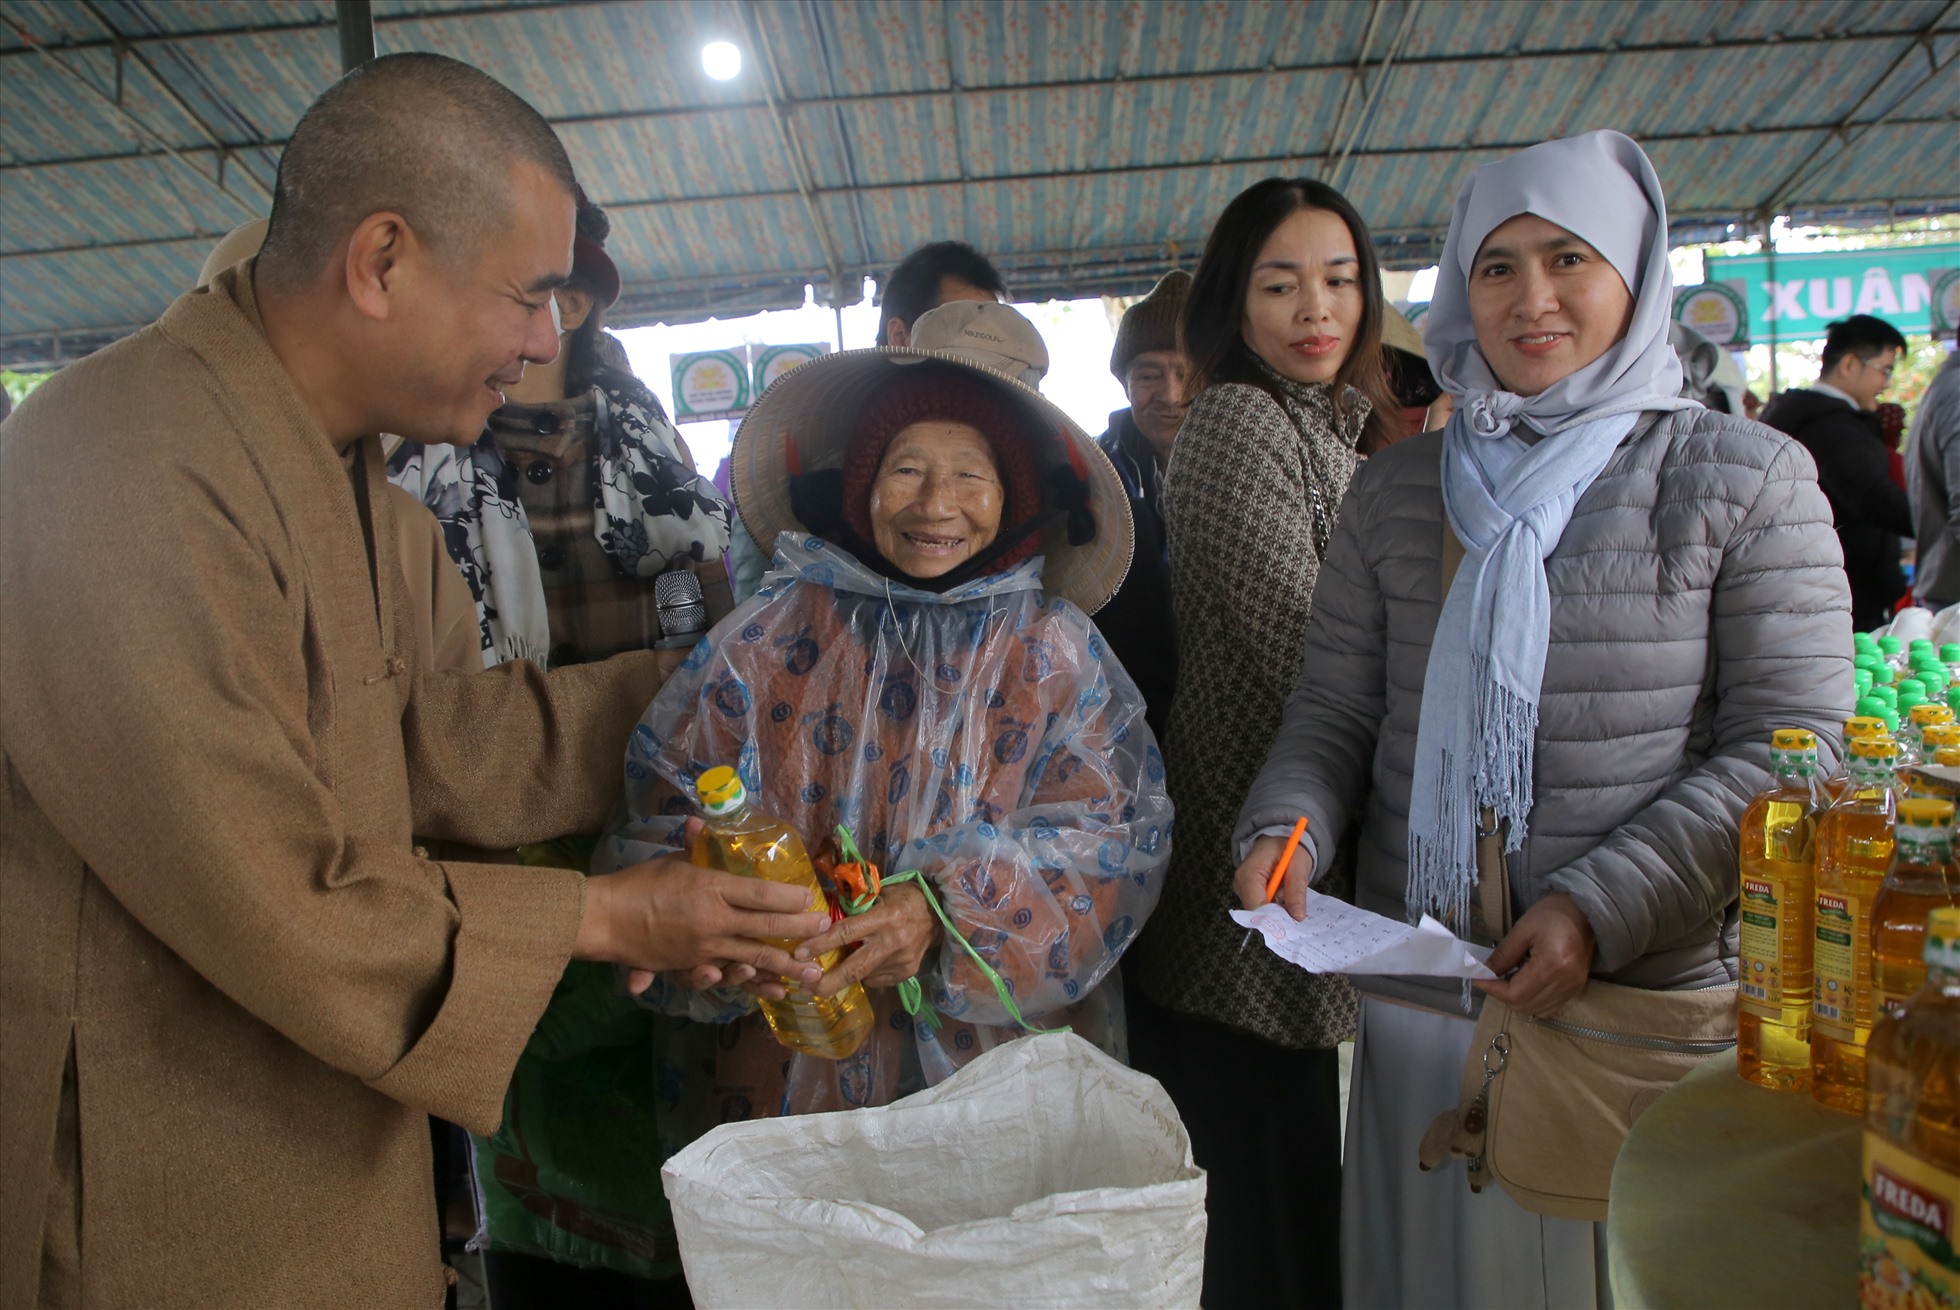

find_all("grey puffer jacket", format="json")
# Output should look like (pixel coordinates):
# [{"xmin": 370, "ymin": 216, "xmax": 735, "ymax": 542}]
[{"xmin": 1236, "ymin": 407, "xmax": 1855, "ymax": 1014}]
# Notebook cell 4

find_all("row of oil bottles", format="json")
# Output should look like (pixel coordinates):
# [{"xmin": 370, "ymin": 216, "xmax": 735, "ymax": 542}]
[{"xmin": 1733, "ymin": 633, "xmax": 1960, "ymax": 1308}]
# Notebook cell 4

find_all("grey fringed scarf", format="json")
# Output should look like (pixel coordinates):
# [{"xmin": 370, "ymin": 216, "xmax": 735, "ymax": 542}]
[{"xmin": 1407, "ymin": 130, "xmax": 1696, "ymax": 931}]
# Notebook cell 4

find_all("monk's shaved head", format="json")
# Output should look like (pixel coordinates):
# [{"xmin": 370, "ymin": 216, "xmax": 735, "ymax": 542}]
[{"xmin": 258, "ymin": 52, "xmax": 574, "ymax": 288}]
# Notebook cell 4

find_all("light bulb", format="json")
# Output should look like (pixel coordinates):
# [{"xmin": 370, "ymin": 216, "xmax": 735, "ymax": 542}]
[{"xmin": 702, "ymin": 41, "xmax": 741, "ymax": 81}]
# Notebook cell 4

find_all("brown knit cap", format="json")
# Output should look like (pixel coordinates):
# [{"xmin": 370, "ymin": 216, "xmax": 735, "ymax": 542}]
[{"xmin": 1109, "ymin": 269, "xmax": 1192, "ymax": 378}]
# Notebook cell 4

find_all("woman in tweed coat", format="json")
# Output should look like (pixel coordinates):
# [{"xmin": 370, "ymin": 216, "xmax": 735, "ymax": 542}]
[{"xmin": 1128, "ymin": 177, "xmax": 1394, "ymax": 1309}]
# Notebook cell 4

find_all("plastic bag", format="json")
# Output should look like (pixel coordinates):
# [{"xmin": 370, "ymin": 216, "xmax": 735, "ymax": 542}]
[{"xmin": 660, "ymin": 1032, "xmax": 1205, "ymax": 1308}]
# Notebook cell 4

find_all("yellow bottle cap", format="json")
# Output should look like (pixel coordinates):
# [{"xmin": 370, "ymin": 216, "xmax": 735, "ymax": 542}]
[
  {"xmin": 695, "ymin": 766, "xmax": 746, "ymax": 812},
  {"xmin": 1851, "ymin": 735, "xmax": 1900, "ymax": 761},
  {"xmin": 1928, "ymin": 907, "xmax": 1960, "ymax": 964},
  {"xmin": 1845, "ymin": 715, "xmax": 1891, "ymax": 741},
  {"xmin": 1898, "ymin": 796, "xmax": 1956, "ymax": 828},
  {"xmin": 1771, "ymin": 728, "xmax": 1817, "ymax": 750},
  {"xmin": 1937, "ymin": 747, "xmax": 1960, "ymax": 768},
  {"xmin": 1911, "ymin": 704, "xmax": 1956, "ymax": 728},
  {"xmin": 1925, "ymin": 724, "xmax": 1960, "ymax": 750}
]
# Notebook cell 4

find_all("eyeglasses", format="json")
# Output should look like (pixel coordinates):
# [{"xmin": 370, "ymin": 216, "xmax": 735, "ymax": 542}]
[{"xmin": 1860, "ymin": 355, "xmax": 1897, "ymax": 379}]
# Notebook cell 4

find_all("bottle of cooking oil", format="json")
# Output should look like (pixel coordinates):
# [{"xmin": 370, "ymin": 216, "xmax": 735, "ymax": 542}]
[
  {"xmin": 1859, "ymin": 906, "xmax": 1960, "ymax": 1307},
  {"xmin": 1902, "ymin": 703, "xmax": 1957, "ymax": 767},
  {"xmin": 1814, "ymin": 735, "xmax": 1902, "ymax": 1113},
  {"xmin": 1924, "ymin": 723, "xmax": 1960, "ymax": 759},
  {"xmin": 1832, "ymin": 716, "xmax": 1894, "ymax": 795},
  {"xmin": 1872, "ymin": 798, "xmax": 1960, "ymax": 1028},
  {"xmin": 690, "ymin": 766, "xmax": 874, "ymax": 1060},
  {"xmin": 1738, "ymin": 728, "xmax": 1828, "ymax": 1091}
]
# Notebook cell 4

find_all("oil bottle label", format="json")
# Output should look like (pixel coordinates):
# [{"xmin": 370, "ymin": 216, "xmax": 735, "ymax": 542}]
[
  {"xmin": 1861, "ymin": 1133, "xmax": 1960, "ymax": 1307},
  {"xmin": 1815, "ymin": 890, "xmax": 1865, "ymax": 1040},
  {"xmin": 1739, "ymin": 875, "xmax": 1788, "ymax": 1018}
]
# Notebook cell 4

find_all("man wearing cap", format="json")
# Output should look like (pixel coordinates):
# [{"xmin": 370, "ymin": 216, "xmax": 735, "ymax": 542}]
[
  {"xmin": 1091, "ymin": 270, "xmax": 1191, "ymax": 741},
  {"xmin": 0, "ymin": 54, "xmax": 825, "ymax": 1309}
]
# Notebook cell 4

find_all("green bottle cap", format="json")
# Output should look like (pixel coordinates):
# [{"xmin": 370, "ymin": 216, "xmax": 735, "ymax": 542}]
[
  {"xmin": 1856, "ymin": 632, "xmax": 1880, "ymax": 652},
  {"xmin": 1912, "ymin": 638, "xmax": 1937, "ymax": 655},
  {"xmin": 1881, "ymin": 636, "xmax": 1904, "ymax": 656},
  {"xmin": 1874, "ymin": 664, "xmax": 1898, "ymax": 686},
  {"xmin": 1856, "ymin": 653, "xmax": 1881, "ymax": 672},
  {"xmin": 1944, "ymin": 643, "xmax": 1960, "ymax": 664},
  {"xmin": 1901, "ymin": 692, "xmax": 1928, "ymax": 715},
  {"xmin": 1856, "ymin": 670, "xmax": 1875, "ymax": 697},
  {"xmin": 1857, "ymin": 695, "xmax": 1892, "ymax": 719},
  {"xmin": 1901, "ymin": 679, "xmax": 1929, "ymax": 700}
]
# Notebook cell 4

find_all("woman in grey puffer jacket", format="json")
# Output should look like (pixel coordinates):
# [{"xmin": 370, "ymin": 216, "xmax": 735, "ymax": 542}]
[{"xmin": 1236, "ymin": 132, "xmax": 1853, "ymax": 1309}]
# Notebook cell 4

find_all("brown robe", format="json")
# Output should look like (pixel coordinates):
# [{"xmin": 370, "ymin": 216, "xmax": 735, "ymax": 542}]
[{"xmin": 0, "ymin": 264, "xmax": 662, "ymax": 1308}]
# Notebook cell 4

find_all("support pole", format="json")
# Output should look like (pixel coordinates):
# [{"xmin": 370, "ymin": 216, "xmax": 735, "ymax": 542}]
[
  {"xmin": 1763, "ymin": 211, "xmax": 1779, "ymax": 397},
  {"xmin": 336, "ymin": 0, "xmax": 374, "ymax": 73}
]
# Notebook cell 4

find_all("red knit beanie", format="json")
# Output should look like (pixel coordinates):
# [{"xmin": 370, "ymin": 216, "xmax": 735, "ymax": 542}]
[{"xmin": 841, "ymin": 368, "xmax": 1047, "ymax": 571}]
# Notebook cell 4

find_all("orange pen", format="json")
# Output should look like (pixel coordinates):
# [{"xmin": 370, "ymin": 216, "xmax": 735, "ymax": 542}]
[
  {"xmin": 1264, "ymin": 816, "xmax": 1311, "ymax": 906},
  {"xmin": 1240, "ymin": 816, "xmax": 1310, "ymax": 952}
]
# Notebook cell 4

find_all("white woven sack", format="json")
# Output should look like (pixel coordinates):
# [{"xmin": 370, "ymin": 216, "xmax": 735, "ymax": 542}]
[{"xmin": 661, "ymin": 1031, "xmax": 1206, "ymax": 1308}]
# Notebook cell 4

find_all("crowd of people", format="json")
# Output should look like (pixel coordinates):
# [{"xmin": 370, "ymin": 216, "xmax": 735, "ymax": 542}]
[{"xmin": 2, "ymin": 46, "xmax": 1957, "ymax": 1310}]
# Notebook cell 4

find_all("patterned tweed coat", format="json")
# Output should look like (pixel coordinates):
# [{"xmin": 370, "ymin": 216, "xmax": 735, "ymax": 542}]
[{"xmin": 1136, "ymin": 366, "xmax": 1364, "ymax": 1048}]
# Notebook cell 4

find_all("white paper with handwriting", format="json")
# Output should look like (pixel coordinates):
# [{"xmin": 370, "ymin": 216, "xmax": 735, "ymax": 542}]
[{"xmin": 1230, "ymin": 890, "xmax": 1497, "ymax": 979}]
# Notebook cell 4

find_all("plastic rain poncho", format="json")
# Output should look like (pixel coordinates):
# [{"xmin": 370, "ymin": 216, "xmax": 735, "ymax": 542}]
[{"xmin": 597, "ymin": 535, "xmax": 1171, "ymax": 1138}]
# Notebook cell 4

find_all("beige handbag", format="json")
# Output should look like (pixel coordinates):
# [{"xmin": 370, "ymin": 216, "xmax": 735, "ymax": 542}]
[{"xmin": 1417, "ymin": 519, "xmax": 1737, "ymax": 1221}]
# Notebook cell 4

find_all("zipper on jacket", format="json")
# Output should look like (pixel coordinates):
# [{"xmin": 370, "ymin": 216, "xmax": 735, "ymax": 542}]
[{"xmin": 1527, "ymin": 1013, "xmax": 1735, "ymax": 1054}]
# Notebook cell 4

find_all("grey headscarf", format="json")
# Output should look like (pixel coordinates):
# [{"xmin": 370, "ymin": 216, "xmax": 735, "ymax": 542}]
[
  {"xmin": 1406, "ymin": 130, "xmax": 1695, "ymax": 934},
  {"xmin": 1423, "ymin": 129, "xmax": 1691, "ymax": 436}
]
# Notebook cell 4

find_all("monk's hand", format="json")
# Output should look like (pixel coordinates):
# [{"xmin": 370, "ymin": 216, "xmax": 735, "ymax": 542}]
[
  {"xmin": 662, "ymin": 962, "xmax": 791, "ymax": 1002},
  {"xmin": 1234, "ymin": 835, "xmax": 1312, "ymax": 919},
  {"xmin": 578, "ymin": 823, "xmax": 826, "ymax": 995},
  {"xmin": 793, "ymin": 883, "xmax": 942, "ymax": 996},
  {"xmin": 1474, "ymin": 892, "xmax": 1596, "ymax": 1016}
]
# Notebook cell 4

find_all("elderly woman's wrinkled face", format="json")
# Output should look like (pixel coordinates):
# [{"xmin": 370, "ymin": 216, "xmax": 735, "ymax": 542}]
[
  {"xmin": 869, "ymin": 421, "xmax": 1004, "ymax": 578},
  {"xmin": 1468, "ymin": 213, "xmax": 1635, "ymax": 397}
]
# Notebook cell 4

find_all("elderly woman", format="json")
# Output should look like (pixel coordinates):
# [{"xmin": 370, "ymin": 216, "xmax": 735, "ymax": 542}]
[
  {"xmin": 598, "ymin": 303, "xmax": 1169, "ymax": 1138},
  {"xmin": 1236, "ymin": 131, "xmax": 1851, "ymax": 1307}
]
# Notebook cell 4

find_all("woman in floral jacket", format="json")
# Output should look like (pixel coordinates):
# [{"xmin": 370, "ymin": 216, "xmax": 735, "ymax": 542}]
[{"xmin": 600, "ymin": 308, "xmax": 1170, "ymax": 1139}]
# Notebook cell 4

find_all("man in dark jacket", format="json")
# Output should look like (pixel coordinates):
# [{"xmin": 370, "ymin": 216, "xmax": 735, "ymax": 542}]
[
  {"xmin": 1092, "ymin": 270, "xmax": 1190, "ymax": 740},
  {"xmin": 1761, "ymin": 313, "xmax": 1911, "ymax": 629}
]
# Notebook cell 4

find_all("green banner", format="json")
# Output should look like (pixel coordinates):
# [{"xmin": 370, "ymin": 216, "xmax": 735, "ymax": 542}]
[{"xmin": 1703, "ymin": 243, "xmax": 1960, "ymax": 342}]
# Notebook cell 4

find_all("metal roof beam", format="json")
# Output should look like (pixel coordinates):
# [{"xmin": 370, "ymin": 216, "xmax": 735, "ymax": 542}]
[
  {"xmin": 1332, "ymin": 0, "xmax": 1423, "ymax": 191},
  {"xmin": 15, "ymin": 107, "xmax": 1955, "ymax": 191},
  {"xmin": 9, "ymin": 113, "xmax": 1956, "ymax": 259},
  {"xmin": 0, "ymin": 1, "xmax": 605, "ymax": 59},
  {"xmin": 74, "ymin": 0, "xmax": 274, "ymax": 202},
  {"xmin": 1760, "ymin": 0, "xmax": 1960, "ymax": 213},
  {"xmin": 0, "ymin": 15, "xmax": 1941, "ymax": 111},
  {"xmin": 0, "ymin": 13, "xmax": 260, "ymax": 222},
  {"xmin": 739, "ymin": 0, "xmax": 849, "ymax": 304},
  {"xmin": 547, "ymin": 25, "xmax": 1957, "ymax": 122},
  {"xmin": 9, "ymin": 23, "xmax": 1955, "ymax": 171}
]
